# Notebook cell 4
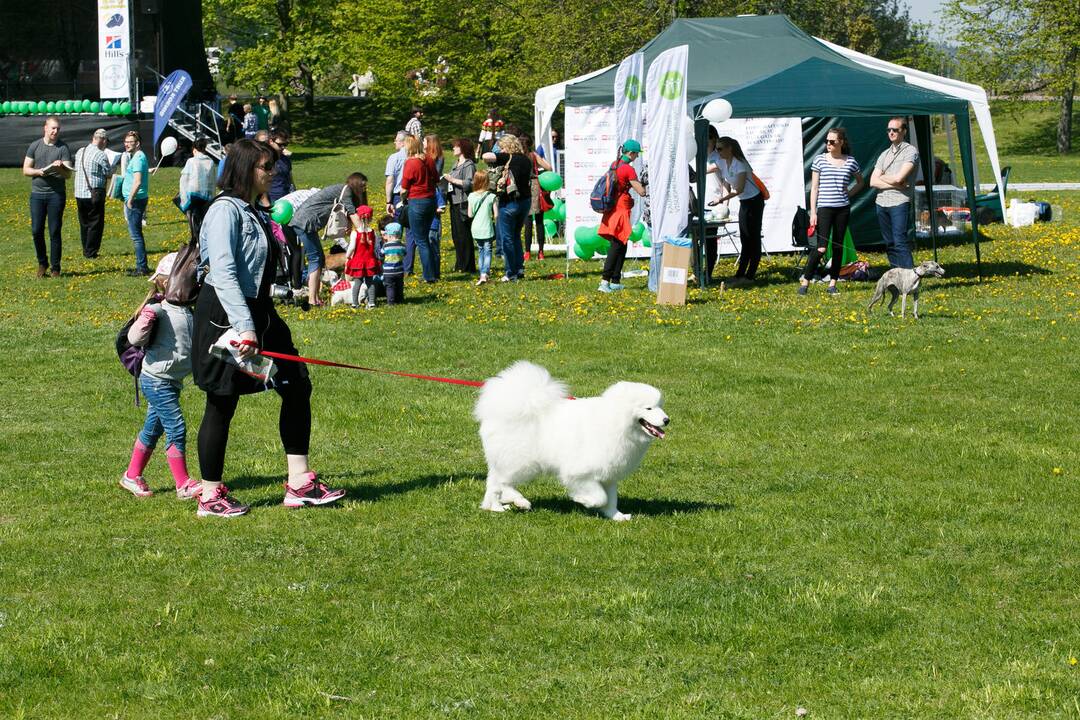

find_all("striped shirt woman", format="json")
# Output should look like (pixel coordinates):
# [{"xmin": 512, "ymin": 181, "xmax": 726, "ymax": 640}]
[{"xmin": 799, "ymin": 127, "xmax": 865, "ymax": 295}]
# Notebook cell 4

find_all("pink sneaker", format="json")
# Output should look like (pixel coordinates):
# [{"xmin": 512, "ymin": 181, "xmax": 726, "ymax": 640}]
[
  {"xmin": 120, "ymin": 473, "xmax": 153, "ymax": 497},
  {"xmin": 176, "ymin": 479, "xmax": 202, "ymax": 500},
  {"xmin": 197, "ymin": 486, "xmax": 249, "ymax": 518},
  {"xmin": 283, "ymin": 473, "xmax": 345, "ymax": 508}
]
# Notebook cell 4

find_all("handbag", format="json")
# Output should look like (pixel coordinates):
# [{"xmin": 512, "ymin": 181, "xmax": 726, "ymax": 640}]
[
  {"xmin": 395, "ymin": 197, "xmax": 410, "ymax": 229},
  {"xmin": 108, "ymin": 174, "xmax": 124, "ymax": 200},
  {"xmin": 323, "ymin": 186, "xmax": 351, "ymax": 240},
  {"xmin": 164, "ymin": 237, "xmax": 205, "ymax": 305},
  {"xmin": 493, "ymin": 155, "xmax": 520, "ymax": 199}
]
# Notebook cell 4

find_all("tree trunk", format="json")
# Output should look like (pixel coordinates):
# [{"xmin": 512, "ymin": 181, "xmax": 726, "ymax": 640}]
[
  {"xmin": 300, "ymin": 64, "xmax": 315, "ymax": 113},
  {"xmin": 1058, "ymin": 48, "xmax": 1077, "ymax": 154},
  {"xmin": 1058, "ymin": 82, "xmax": 1075, "ymax": 155}
]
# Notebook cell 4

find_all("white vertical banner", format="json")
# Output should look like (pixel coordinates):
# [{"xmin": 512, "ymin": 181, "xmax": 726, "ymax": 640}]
[
  {"xmin": 710, "ymin": 117, "xmax": 805, "ymax": 253},
  {"xmin": 565, "ymin": 103, "xmax": 617, "ymax": 255},
  {"xmin": 98, "ymin": 0, "xmax": 131, "ymax": 100},
  {"xmin": 645, "ymin": 45, "xmax": 689, "ymax": 284},
  {"xmin": 614, "ymin": 52, "xmax": 645, "ymax": 229}
]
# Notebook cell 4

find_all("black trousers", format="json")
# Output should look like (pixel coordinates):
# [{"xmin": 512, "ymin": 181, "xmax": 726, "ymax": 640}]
[
  {"xmin": 803, "ymin": 205, "xmax": 850, "ymax": 281},
  {"xmin": 523, "ymin": 212, "xmax": 546, "ymax": 255},
  {"xmin": 197, "ymin": 379, "xmax": 313, "ymax": 482},
  {"xmin": 449, "ymin": 202, "xmax": 475, "ymax": 272},
  {"xmin": 734, "ymin": 194, "xmax": 765, "ymax": 279},
  {"xmin": 601, "ymin": 239, "xmax": 628, "ymax": 282},
  {"xmin": 76, "ymin": 188, "xmax": 106, "ymax": 258},
  {"xmin": 30, "ymin": 193, "xmax": 65, "ymax": 272}
]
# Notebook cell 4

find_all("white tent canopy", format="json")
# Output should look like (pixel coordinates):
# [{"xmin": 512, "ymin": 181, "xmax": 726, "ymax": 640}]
[
  {"xmin": 533, "ymin": 64, "xmax": 614, "ymax": 168},
  {"xmin": 816, "ymin": 37, "xmax": 1006, "ymax": 218}
]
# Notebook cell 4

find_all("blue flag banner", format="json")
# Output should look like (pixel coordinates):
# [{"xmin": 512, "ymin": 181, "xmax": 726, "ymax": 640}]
[{"xmin": 153, "ymin": 70, "xmax": 193, "ymax": 147}]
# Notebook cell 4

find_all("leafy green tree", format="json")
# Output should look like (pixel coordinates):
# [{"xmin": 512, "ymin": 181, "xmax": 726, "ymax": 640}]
[{"xmin": 945, "ymin": 0, "xmax": 1080, "ymax": 153}]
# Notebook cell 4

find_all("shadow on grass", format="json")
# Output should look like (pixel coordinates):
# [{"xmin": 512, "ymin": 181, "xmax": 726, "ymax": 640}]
[
  {"xmin": 998, "ymin": 106, "xmax": 1080, "ymax": 156},
  {"xmin": 228, "ymin": 472, "xmax": 457, "ymax": 508},
  {"xmin": 944, "ymin": 259, "xmax": 1052, "ymax": 280},
  {"xmin": 533, "ymin": 496, "xmax": 733, "ymax": 518}
]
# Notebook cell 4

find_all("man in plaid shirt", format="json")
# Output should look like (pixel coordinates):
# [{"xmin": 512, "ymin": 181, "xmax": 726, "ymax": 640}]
[{"xmin": 74, "ymin": 129, "xmax": 112, "ymax": 259}]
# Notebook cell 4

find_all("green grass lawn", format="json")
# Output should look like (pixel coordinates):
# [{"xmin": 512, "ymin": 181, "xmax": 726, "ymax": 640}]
[{"xmin": 1, "ymin": 140, "xmax": 1078, "ymax": 718}]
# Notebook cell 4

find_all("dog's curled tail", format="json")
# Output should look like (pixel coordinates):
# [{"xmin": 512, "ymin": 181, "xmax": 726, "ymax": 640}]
[{"xmin": 474, "ymin": 361, "xmax": 567, "ymax": 425}]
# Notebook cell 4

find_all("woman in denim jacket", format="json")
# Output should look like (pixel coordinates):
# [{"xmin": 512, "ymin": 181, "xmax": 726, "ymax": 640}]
[{"xmin": 191, "ymin": 139, "xmax": 344, "ymax": 517}]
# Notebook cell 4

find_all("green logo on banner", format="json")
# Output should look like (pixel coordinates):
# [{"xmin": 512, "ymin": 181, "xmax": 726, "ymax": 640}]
[
  {"xmin": 659, "ymin": 71, "xmax": 683, "ymax": 101},
  {"xmin": 624, "ymin": 75, "xmax": 640, "ymax": 101}
]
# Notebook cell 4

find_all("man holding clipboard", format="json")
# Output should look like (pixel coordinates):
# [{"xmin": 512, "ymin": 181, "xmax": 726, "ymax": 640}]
[{"xmin": 23, "ymin": 117, "xmax": 72, "ymax": 278}]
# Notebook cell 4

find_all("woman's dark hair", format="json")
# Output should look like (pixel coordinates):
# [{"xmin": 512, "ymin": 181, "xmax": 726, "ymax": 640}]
[
  {"xmin": 717, "ymin": 136, "xmax": 748, "ymax": 164},
  {"xmin": 828, "ymin": 127, "xmax": 851, "ymax": 155},
  {"xmin": 454, "ymin": 137, "xmax": 475, "ymax": 161},
  {"xmin": 519, "ymin": 134, "xmax": 534, "ymax": 152},
  {"xmin": 347, "ymin": 172, "xmax": 368, "ymax": 207},
  {"xmin": 192, "ymin": 136, "xmax": 208, "ymax": 153},
  {"xmin": 217, "ymin": 138, "xmax": 278, "ymax": 200},
  {"xmin": 707, "ymin": 125, "xmax": 720, "ymax": 148}
]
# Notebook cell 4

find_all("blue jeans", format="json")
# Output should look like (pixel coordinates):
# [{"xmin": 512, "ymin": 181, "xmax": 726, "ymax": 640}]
[
  {"xmin": 406, "ymin": 196, "xmax": 437, "ymax": 281},
  {"xmin": 294, "ymin": 227, "xmax": 324, "ymax": 280},
  {"xmin": 138, "ymin": 375, "xmax": 186, "ymax": 453},
  {"xmin": 428, "ymin": 212, "xmax": 443, "ymax": 280},
  {"xmin": 476, "ymin": 240, "xmax": 494, "ymax": 276},
  {"xmin": 30, "ymin": 193, "xmax": 65, "ymax": 272},
  {"xmin": 125, "ymin": 197, "xmax": 150, "ymax": 271},
  {"xmin": 497, "ymin": 198, "xmax": 528, "ymax": 279},
  {"xmin": 876, "ymin": 202, "xmax": 913, "ymax": 269}
]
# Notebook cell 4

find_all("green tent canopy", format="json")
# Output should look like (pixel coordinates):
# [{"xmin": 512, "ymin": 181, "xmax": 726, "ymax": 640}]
[{"xmin": 561, "ymin": 15, "xmax": 989, "ymax": 284}]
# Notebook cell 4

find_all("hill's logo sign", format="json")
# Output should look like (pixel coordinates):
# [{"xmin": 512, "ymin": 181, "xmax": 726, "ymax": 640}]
[
  {"xmin": 659, "ymin": 71, "xmax": 683, "ymax": 101},
  {"xmin": 623, "ymin": 75, "xmax": 641, "ymax": 101}
]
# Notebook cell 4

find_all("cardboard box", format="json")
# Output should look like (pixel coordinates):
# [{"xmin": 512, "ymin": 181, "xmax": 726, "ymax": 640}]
[{"xmin": 656, "ymin": 239, "xmax": 691, "ymax": 306}]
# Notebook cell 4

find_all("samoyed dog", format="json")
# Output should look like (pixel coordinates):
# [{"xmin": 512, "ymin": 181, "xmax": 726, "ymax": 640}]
[{"xmin": 474, "ymin": 361, "xmax": 669, "ymax": 521}]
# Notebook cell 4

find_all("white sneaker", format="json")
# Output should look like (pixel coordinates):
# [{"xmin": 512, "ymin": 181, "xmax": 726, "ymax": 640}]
[
  {"xmin": 500, "ymin": 276, "xmax": 512, "ymax": 283},
  {"xmin": 608, "ymin": 282, "xmax": 625, "ymax": 291},
  {"xmin": 476, "ymin": 275, "xmax": 488, "ymax": 286},
  {"xmin": 598, "ymin": 281, "xmax": 612, "ymax": 293},
  {"xmin": 120, "ymin": 473, "xmax": 153, "ymax": 497}
]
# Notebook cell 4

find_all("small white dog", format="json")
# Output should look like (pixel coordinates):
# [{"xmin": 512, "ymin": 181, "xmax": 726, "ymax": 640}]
[
  {"xmin": 474, "ymin": 361, "xmax": 669, "ymax": 521},
  {"xmin": 329, "ymin": 276, "xmax": 357, "ymax": 306}
]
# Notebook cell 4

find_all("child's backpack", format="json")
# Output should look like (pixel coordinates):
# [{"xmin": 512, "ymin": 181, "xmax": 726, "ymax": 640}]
[
  {"xmin": 590, "ymin": 160, "xmax": 624, "ymax": 213},
  {"xmin": 116, "ymin": 311, "xmax": 153, "ymax": 406}
]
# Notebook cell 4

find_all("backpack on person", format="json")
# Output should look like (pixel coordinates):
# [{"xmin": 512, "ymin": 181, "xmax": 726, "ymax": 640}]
[
  {"xmin": 491, "ymin": 156, "xmax": 520, "ymax": 200},
  {"xmin": 590, "ymin": 160, "xmax": 624, "ymax": 213},
  {"xmin": 116, "ymin": 295, "xmax": 158, "ymax": 406}
]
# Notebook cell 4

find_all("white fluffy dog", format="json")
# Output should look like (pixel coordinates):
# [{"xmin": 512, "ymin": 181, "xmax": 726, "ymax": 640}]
[{"xmin": 474, "ymin": 361, "xmax": 669, "ymax": 521}]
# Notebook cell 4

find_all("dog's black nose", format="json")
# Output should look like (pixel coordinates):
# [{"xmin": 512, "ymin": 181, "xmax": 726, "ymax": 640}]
[{"xmin": 662, "ymin": 417, "xmax": 670, "ymax": 426}]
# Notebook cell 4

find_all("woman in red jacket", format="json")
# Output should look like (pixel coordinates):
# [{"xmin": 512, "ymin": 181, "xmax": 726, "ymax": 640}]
[
  {"xmin": 597, "ymin": 139, "xmax": 646, "ymax": 292},
  {"xmin": 400, "ymin": 135, "xmax": 438, "ymax": 282}
]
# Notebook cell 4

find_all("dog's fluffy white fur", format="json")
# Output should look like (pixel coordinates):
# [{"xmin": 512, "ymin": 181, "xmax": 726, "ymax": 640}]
[{"xmin": 474, "ymin": 361, "xmax": 668, "ymax": 521}]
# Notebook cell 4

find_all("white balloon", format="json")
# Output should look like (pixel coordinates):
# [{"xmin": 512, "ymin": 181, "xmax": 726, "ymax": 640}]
[
  {"xmin": 160, "ymin": 136, "xmax": 178, "ymax": 156},
  {"xmin": 702, "ymin": 98, "xmax": 733, "ymax": 124},
  {"xmin": 682, "ymin": 115, "xmax": 697, "ymax": 160}
]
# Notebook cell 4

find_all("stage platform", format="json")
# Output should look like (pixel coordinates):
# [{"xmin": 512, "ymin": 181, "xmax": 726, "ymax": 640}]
[{"xmin": 1, "ymin": 115, "xmax": 154, "ymax": 167}]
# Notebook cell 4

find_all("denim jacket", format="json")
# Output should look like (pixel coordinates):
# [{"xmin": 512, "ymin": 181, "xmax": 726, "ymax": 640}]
[{"xmin": 199, "ymin": 195, "xmax": 269, "ymax": 334}]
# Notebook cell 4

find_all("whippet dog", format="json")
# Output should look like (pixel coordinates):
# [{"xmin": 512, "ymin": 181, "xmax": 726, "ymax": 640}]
[{"xmin": 867, "ymin": 260, "xmax": 945, "ymax": 319}]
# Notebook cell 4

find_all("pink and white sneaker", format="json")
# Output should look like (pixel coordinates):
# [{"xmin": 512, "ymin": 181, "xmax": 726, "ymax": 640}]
[
  {"xmin": 196, "ymin": 486, "xmax": 249, "ymax": 518},
  {"xmin": 176, "ymin": 480, "xmax": 202, "ymax": 500},
  {"xmin": 120, "ymin": 473, "xmax": 153, "ymax": 497},
  {"xmin": 283, "ymin": 473, "xmax": 345, "ymax": 508}
]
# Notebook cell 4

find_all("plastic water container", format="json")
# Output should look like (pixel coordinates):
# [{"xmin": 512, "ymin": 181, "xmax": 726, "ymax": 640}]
[{"xmin": 1008, "ymin": 199, "xmax": 1038, "ymax": 228}]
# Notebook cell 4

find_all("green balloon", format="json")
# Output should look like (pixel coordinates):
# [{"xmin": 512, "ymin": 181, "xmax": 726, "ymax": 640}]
[
  {"xmin": 574, "ymin": 225, "xmax": 596, "ymax": 244},
  {"xmin": 555, "ymin": 203, "xmax": 567, "ymax": 222},
  {"xmin": 573, "ymin": 241, "xmax": 592, "ymax": 260},
  {"xmin": 538, "ymin": 171, "xmax": 563, "ymax": 192},
  {"xmin": 589, "ymin": 233, "xmax": 610, "ymax": 253},
  {"xmin": 641, "ymin": 225, "xmax": 652, "ymax": 248},
  {"xmin": 543, "ymin": 206, "xmax": 559, "ymax": 222},
  {"xmin": 37, "ymin": 101, "xmax": 47, "ymax": 113},
  {"xmin": 119, "ymin": 101, "xmax": 132, "ymax": 115},
  {"xmin": 270, "ymin": 199, "xmax": 294, "ymax": 224},
  {"xmin": 630, "ymin": 222, "xmax": 646, "ymax": 242},
  {"xmin": 65, "ymin": 100, "xmax": 74, "ymax": 113},
  {"xmin": 102, "ymin": 100, "xmax": 113, "ymax": 113},
  {"xmin": 81, "ymin": 99, "xmax": 92, "ymax": 112},
  {"xmin": 543, "ymin": 218, "xmax": 557, "ymax": 238},
  {"xmin": 1, "ymin": 101, "xmax": 10, "ymax": 112},
  {"xmin": 90, "ymin": 101, "xmax": 101, "ymax": 113},
  {"xmin": 46, "ymin": 101, "xmax": 55, "ymax": 113}
]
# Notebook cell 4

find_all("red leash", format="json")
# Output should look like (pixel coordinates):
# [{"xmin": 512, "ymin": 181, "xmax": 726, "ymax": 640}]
[{"xmin": 256, "ymin": 348, "xmax": 486, "ymax": 388}]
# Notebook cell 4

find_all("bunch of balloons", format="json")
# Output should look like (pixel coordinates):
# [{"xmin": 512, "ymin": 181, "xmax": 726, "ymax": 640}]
[
  {"xmin": 538, "ymin": 171, "xmax": 565, "ymax": 238},
  {"xmin": 571, "ymin": 221, "xmax": 652, "ymax": 259},
  {"xmin": 0, "ymin": 99, "xmax": 131, "ymax": 116}
]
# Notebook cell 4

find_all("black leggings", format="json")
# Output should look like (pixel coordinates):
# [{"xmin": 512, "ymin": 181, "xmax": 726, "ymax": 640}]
[
  {"xmin": 523, "ymin": 212, "xmax": 545, "ymax": 255},
  {"xmin": 197, "ymin": 379, "xmax": 313, "ymax": 482},
  {"xmin": 601, "ymin": 238, "xmax": 628, "ymax": 282},
  {"xmin": 803, "ymin": 205, "xmax": 850, "ymax": 281},
  {"xmin": 734, "ymin": 194, "xmax": 765, "ymax": 279}
]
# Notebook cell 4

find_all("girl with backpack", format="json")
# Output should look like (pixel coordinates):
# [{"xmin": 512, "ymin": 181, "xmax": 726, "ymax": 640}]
[
  {"xmin": 597, "ymin": 139, "xmax": 646, "ymax": 293},
  {"xmin": 120, "ymin": 253, "xmax": 200, "ymax": 499}
]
